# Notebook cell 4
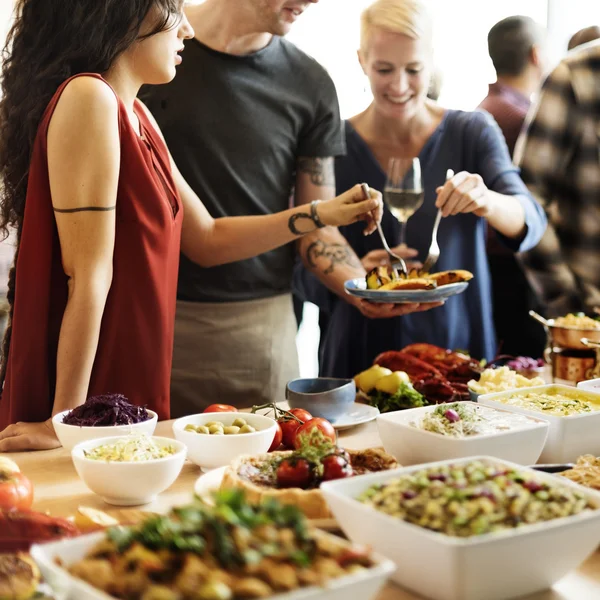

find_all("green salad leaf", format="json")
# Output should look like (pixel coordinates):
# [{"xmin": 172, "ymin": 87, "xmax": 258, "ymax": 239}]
[{"xmin": 366, "ymin": 381, "xmax": 428, "ymax": 413}]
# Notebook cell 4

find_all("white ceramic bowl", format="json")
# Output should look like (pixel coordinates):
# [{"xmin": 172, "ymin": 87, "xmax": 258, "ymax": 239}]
[
  {"xmin": 321, "ymin": 456, "xmax": 600, "ymax": 600},
  {"xmin": 31, "ymin": 530, "xmax": 395, "ymax": 600},
  {"xmin": 172, "ymin": 412, "xmax": 277, "ymax": 471},
  {"xmin": 478, "ymin": 384, "xmax": 600, "ymax": 463},
  {"xmin": 71, "ymin": 435, "xmax": 186, "ymax": 506},
  {"xmin": 53, "ymin": 409, "xmax": 158, "ymax": 451},
  {"xmin": 377, "ymin": 402, "xmax": 549, "ymax": 466},
  {"xmin": 578, "ymin": 378, "xmax": 600, "ymax": 392}
]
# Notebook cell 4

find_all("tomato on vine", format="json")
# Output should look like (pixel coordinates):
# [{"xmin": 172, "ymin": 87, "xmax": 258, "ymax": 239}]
[
  {"xmin": 293, "ymin": 417, "xmax": 336, "ymax": 449},
  {"xmin": 276, "ymin": 457, "xmax": 313, "ymax": 488}
]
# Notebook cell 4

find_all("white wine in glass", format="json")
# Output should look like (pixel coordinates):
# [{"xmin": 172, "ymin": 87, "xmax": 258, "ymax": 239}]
[{"xmin": 384, "ymin": 157, "xmax": 424, "ymax": 246}]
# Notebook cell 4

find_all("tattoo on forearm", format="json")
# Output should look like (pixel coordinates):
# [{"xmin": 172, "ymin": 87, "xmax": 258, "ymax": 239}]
[
  {"xmin": 288, "ymin": 211, "xmax": 316, "ymax": 236},
  {"xmin": 53, "ymin": 205, "xmax": 116, "ymax": 213},
  {"xmin": 305, "ymin": 239, "xmax": 362, "ymax": 275},
  {"xmin": 297, "ymin": 157, "xmax": 334, "ymax": 187}
]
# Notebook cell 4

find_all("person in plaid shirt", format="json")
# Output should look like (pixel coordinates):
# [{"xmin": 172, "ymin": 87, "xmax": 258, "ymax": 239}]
[{"xmin": 515, "ymin": 41, "xmax": 600, "ymax": 317}]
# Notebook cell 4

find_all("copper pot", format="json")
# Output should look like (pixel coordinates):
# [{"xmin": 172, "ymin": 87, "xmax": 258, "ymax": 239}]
[{"xmin": 529, "ymin": 311, "xmax": 600, "ymax": 350}]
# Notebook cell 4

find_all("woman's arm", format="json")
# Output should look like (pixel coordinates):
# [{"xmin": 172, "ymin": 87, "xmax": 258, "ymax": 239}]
[
  {"xmin": 136, "ymin": 102, "xmax": 381, "ymax": 267},
  {"xmin": 434, "ymin": 111, "xmax": 546, "ymax": 247},
  {"xmin": 435, "ymin": 171, "xmax": 527, "ymax": 238},
  {"xmin": 174, "ymin": 167, "xmax": 380, "ymax": 267},
  {"xmin": 0, "ymin": 77, "xmax": 119, "ymax": 452}
]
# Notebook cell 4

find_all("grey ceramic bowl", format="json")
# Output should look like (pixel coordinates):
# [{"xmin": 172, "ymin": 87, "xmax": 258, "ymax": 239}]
[{"xmin": 286, "ymin": 378, "xmax": 356, "ymax": 422}]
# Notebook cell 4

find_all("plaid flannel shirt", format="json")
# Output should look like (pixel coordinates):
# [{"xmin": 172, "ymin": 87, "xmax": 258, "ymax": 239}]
[{"xmin": 514, "ymin": 41, "xmax": 600, "ymax": 316}]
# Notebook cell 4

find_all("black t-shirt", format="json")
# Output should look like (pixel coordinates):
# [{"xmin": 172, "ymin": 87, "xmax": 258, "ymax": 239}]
[{"xmin": 140, "ymin": 37, "xmax": 345, "ymax": 302}]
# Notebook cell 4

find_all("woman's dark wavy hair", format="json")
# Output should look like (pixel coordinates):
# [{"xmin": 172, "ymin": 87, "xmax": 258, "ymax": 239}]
[{"xmin": 0, "ymin": 0, "xmax": 183, "ymax": 388}]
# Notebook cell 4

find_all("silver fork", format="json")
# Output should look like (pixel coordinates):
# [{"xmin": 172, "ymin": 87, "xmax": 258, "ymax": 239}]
[
  {"xmin": 422, "ymin": 168, "xmax": 454, "ymax": 274},
  {"xmin": 361, "ymin": 183, "xmax": 408, "ymax": 277}
]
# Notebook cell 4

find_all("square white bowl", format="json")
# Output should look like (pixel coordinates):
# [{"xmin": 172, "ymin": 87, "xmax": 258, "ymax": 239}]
[
  {"xmin": 377, "ymin": 402, "xmax": 549, "ymax": 466},
  {"xmin": 578, "ymin": 378, "xmax": 600, "ymax": 392},
  {"xmin": 321, "ymin": 456, "xmax": 600, "ymax": 600},
  {"xmin": 478, "ymin": 384, "xmax": 600, "ymax": 463},
  {"xmin": 71, "ymin": 435, "xmax": 187, "ymax": 506},
  {"xmin": 52, "ymin": 409, "xmax": 158, "ymax": 451},
  {"xmin": 31, "ymin": 530, "xmax": 395, "ymax": 600},
  {"xmin": 172, "ymin": 412, "xmax": 277, "ymax": 471}
]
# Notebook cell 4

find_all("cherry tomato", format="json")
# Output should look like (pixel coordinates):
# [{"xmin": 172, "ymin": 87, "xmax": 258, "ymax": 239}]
[
  {"xmin": 276, "ymin": 458, "xmax": 313, "ymax": 488},
  {"xmin": 288, "ymin": 408, "xmax": 312, "ymax": 422},
  {"xmin": 321, "ymin": 454, "xmax": 353, "ymax": 481},
  {"xmin": 203, "ymin": 404, "xmax": 237, "ymax": 413},
  {"xmin": 0, "ymin": 470, "xmax": 33, "ymax": 511},
  {"xmin": 268, "ymin": 421, "xmax": 283, "ymax": 452},
  {"xmin": 279, "ymin": 418, "xmax": 302, "ymax": 449},
  {"xmin": 293, "ymin": 417, "xmax": 336, "ymax": 449}
]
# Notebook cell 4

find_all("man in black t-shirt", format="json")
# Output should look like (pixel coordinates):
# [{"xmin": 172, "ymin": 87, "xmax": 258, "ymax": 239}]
[{"xmin": 140, "ymin": 0, "xmax": 417, "ymax": 415}]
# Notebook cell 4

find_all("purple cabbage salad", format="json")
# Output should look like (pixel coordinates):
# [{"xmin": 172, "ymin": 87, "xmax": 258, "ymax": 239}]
[{"xmin": 62, "ymin": 393, "xmax": 150, "ymax": 427}]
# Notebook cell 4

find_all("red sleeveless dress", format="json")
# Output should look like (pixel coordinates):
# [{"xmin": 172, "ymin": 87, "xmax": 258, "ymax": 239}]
[{"xmin": 0, "ymin": 74, "xmax": 183, "ymax": 426}]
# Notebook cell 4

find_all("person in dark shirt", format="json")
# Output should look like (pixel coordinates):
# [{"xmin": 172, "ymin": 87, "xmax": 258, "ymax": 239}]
[
  {"xmin": 140, "ymin": 0, "xmax": 424, "ymax": 415},
  {"xmin": 479, "ymin": 16, "xmax": 547, "ymax": 155},
  {"xmin": 477, "ymin": 15, "xmax": 548, "ymax": 358}
]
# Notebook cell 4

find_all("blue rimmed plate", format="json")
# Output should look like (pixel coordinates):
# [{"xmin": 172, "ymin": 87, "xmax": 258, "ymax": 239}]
[{"xmin": 344, "ymin": 278, "xmax": 469, "ymax": 304}]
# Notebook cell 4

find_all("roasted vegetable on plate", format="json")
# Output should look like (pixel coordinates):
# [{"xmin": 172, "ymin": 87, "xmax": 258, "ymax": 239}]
[{"xmin": 365, "ymin": 265, "xmax": 473, "ymax": 291}]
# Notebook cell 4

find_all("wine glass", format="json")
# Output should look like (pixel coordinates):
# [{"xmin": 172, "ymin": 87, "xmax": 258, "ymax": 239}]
[{"xmin": 384, "ymin": 157, "xmax": 424, "ymax": 247}]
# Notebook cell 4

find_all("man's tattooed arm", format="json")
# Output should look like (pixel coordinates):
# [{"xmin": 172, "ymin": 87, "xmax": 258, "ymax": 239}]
[
  {"xmin": 297, "ymin": 157, "xmax": 335, "ymax": 187},
  {"xmin": 288, "ymin": 211, "xmax": 315, "ymax": 235},
  {"xmin": 295, "ymin": 155, "xmax": 364, "ymax": 300},
  {"xmin": 304, "ymin": 238, "xmax": 362, "ymax": 275}
]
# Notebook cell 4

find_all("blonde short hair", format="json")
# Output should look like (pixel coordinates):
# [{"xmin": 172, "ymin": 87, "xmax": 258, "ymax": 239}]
[{"xmin": 360, "ymin": 0, "xmax": 433, "ymax": 55}]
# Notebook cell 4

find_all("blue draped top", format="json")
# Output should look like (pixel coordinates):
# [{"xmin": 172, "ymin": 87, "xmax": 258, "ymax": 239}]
[{"xmin": 293, "ymin": 109, "xmax": 547, "ymax": 377}]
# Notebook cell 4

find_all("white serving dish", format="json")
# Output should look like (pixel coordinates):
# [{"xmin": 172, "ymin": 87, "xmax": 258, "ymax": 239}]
[
  {"xmin": 578, "ymin": 378, "xmax": 600, "ymax": 392},
  {"xmin": 53, "ymin": 409, "xmax": 158, "ymax": 451},
  {"xmin": 321, "ymin": 456, "xmax": 600, "ymax": 600},
  {"xmin": 71, "ymin": 435, "xmax": 186, "ymax": 506},
  {"xmin": 31, "ymin": 530, "xmax": 395, "ymax": 600},
  {"xmin": 478, "ymin": 384, "xmax": 600, "ymax": 463},
  {"xmin": 172, "ymin": 412, "xmax": 277, "ymax": 471},
  {"xmin": 377, "ymin": 402, "xmax": 549, "ymax": 466}
]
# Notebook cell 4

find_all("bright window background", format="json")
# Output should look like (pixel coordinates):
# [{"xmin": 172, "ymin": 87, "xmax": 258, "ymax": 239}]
[{"xmin": 288, "ymin": 0, "xmax": 551, "ymax": 118}]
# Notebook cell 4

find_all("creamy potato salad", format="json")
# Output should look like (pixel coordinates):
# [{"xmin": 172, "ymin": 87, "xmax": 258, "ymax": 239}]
[
  {"xmin": 494, "ymin": 389, "xmax": 600, "ymax": 417},
  {"xmin": 468, "ymin": 366, "xmax": 544, "ymax": 395},
  {"xmin": 412, "ymin": 403, "xmax": 538, "ymax": 437}
]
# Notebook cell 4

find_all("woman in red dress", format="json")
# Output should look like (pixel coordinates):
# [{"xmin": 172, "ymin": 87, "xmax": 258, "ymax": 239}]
[{"xmin": 0, "ymin": 0, "xmax": 383, "ymax": 451}]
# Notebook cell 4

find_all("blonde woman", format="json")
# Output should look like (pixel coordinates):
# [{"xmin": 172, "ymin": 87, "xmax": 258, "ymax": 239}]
[{"xmin": 294, "ymin": 0, "xmax": 546, "ymax": 377}]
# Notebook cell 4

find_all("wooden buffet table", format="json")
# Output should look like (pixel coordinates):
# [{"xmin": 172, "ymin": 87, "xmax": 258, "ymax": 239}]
[{"xmin": 7, "ymin": 419, "xmax": 600, "ymax": 600}]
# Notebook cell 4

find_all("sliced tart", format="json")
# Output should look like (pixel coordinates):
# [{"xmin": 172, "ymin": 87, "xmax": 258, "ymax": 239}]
[{"xmin": 221, "ymin": 446, "xmax": 398, "ymax": 519}]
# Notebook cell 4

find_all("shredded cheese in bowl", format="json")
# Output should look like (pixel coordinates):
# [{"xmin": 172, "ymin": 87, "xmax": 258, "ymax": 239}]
[
  {"xmin": 468, "ymin": 366, "xmax": 545, "ymax": 395},
  {"xmin": 553, "ymin": 313, "xmax": 600, "ymax": 329},
  {"xmin": 83, "ymin": 433, "xmax": 177, "ymax": 462}
]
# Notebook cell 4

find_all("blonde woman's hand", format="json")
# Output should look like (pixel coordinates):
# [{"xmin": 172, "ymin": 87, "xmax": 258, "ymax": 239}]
[
  {"xmin": 435, "ymin": 171, "xmax": 490, "ymax": 218},
  {"xmin": 317, "ymin": 184, "xmax": 383, "ymax": 234},
  {"xmin": 0, "ymin": 419, "xmax": 61, "ymax": 452},
  {"xmin": 351, "ymin": 298, "xmax": 444, "ymax": 319},
  {"xmin": 361, "ymin": 244, "xmax": 420, "ymax": 272}
]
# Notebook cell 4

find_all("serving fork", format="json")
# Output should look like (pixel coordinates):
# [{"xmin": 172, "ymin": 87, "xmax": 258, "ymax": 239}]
[
  {"xmin": 422, "ymin": 169, "xmax": 454, "ymax": 275},
  {"xmin": 361, "ymin": 183, "xmax": 408, "ymax": 277}
]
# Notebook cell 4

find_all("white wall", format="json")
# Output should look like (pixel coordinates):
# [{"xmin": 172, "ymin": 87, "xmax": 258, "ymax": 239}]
[{"xmin": 0, "ymin": 1, "xmax": 13, "ymax": 47}]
